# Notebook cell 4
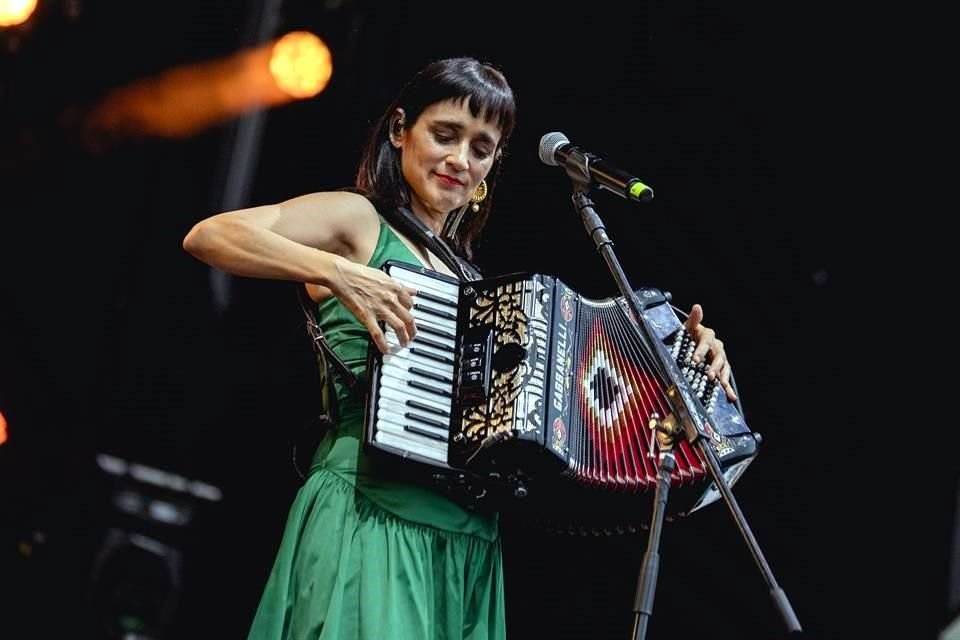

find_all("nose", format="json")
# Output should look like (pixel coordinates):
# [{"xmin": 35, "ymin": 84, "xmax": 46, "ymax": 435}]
[{"xmin": 447, "ymin": 143, "xmax": 469, "ymax": 172}]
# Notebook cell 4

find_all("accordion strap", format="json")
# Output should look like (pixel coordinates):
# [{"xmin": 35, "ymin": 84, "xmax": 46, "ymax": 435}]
[
  {"xmin": 392, "ymin": 205, "xmax": 482, "ymax": 281},
  {"xmin": 296, "ymin": 285, "xmax": 366, "ymax": 409},
  {"xmin": 290, "ymin": 285, "xmax": 367, "ymax": 482}
]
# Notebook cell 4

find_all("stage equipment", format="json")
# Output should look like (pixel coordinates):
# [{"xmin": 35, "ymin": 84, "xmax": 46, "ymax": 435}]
[
  {"xmin": 538, "ymin": 130, "xmax": 801, "ymax": 638},
  {"xmin": 88, "ymin": 454, "xmax": 222, "ymax": 640}
]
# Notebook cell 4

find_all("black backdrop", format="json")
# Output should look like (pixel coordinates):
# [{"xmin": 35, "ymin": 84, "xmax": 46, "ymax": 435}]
[{"xmin": 0, "ymin": 1, "xmax": 952, "ymax": 639}]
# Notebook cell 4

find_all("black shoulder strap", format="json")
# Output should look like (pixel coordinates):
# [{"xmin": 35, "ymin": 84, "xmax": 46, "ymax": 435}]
[
  {"xmin": 296, "ymin": 285, "xmax": 366, "ymax": 405},
  {"xmin": 390, "ymin": 206, "xmax": 483, "ymax": 281},
  {"xmin": 342, "ymin": 187, "xmax": 483, "ymax": 280},
  {"xmin": 291, "ymin": 284, "xmax": 369, "ymax": 483}
]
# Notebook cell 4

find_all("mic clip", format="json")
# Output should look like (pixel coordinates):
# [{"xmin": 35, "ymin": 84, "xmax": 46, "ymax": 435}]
[{"xmin": 559, "ymin": 146, "xmax": 594, "ymax": 191}]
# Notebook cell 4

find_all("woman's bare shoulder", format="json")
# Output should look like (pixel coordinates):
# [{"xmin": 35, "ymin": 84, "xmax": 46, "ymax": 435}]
[
  {"xmin": 278, "ymin": 190, "xmax": 379, "ymax": 224},
  {"xmin": 270, "ymin": 190, "xmax": 381, "ymax": 256}
]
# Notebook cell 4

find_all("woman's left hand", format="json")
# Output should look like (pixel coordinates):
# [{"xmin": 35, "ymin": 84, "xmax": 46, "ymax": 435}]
[{"xmin": 683, "ymin": 303, "xmax": 737, "ymax": 402}]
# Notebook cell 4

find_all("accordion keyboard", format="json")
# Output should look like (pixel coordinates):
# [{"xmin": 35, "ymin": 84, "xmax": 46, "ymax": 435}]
[{"xmin": 371, "ymin": 264, "xmax": 460, "ymax": 466}]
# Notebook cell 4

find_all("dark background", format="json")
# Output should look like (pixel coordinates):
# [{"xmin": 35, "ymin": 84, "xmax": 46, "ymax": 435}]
[{"xmin": 0, "ymin": 1, "xmax": 952, "ymax": 639}]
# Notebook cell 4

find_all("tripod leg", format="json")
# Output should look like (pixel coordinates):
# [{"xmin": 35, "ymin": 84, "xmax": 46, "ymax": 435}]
[
  {"xmin": 631, "ymin": 452, "xmax": 676, "ymax": 640},
  {"xmin": 696, "ymin": 439, "xmax": 803, "ymax": 633}
]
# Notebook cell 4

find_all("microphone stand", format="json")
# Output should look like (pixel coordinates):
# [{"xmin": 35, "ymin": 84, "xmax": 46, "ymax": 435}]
[
  {"xmin": 632, "ymin": 419, "xmax": 678, "ymax": 640},
  {"xmin": 563, "ymin": 177, "xmax": 802, "ymax": 639}
]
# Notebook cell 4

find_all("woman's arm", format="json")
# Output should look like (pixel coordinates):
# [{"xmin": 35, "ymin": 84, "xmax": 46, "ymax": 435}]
[
  {"xmin": 182, "ymin": 191, "xmax": 376, "ymax": 284},
  {"xmin": 182, "ymin": 191, "xmax": 417, "ymax": 352}
]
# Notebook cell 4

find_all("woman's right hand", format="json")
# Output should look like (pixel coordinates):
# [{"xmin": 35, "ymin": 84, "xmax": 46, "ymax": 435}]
[{"xmin": 327, "ymin": 256, "xmax": 418, "ymax": 354}]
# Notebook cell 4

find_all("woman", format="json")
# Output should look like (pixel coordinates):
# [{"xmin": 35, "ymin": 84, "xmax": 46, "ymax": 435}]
[{"xmin": 182, "ymin": 57, "xmax": 734, "ymax": 640}]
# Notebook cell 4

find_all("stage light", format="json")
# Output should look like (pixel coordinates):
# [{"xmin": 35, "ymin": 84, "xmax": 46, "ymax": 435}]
[
  {"xmin": 88, "ymin": 454, "xmax": 224, "ymax": 638},
  {"xmin": 269, "ymin": 31, "xmax": 333, "ymax": 99},
  {"xmin": 89, "ymin": 528, "xmax": 183, "ymax": 640},
  {"xmin": 0, "ymin": 0, "xmax": 37, "ymax": 28},
  {"xmin": 0, "ymin": 409, "xmax": 7, "ymax": 446},
  {"xmin": 82, "ymin": 33, "xmax": 334, "ymax": 147}
]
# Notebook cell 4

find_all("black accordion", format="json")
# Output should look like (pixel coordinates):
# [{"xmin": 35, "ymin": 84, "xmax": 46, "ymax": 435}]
[{"xmin": 363, "ymin": 260, "xmax": 761, "ymax": 531}]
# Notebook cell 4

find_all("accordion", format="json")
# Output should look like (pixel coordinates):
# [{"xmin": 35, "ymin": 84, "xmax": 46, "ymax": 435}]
[{"xmin": 363, "ymin": 260, "xmax": 761, "ymax": 531}]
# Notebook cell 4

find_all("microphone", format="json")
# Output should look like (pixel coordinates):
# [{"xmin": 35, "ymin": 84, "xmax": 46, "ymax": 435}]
[{"xmin": 538, "ymin": 132, "xmax": 654, "ymax": 203}]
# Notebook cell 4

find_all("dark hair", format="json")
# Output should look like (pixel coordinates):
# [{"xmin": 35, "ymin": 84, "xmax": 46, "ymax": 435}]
[{"xmin": 355, "ymin": 57, "xmax": 517, "ymax": 260}]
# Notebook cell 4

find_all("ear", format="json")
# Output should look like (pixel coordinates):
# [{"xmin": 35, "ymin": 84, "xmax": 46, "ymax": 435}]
[{"xmin": 389, "ymin": 108, "xmax": 406, "ymax": 148}]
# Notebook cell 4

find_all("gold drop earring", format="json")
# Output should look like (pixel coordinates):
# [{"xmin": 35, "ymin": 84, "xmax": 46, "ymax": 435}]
[{"xmin": 470, "ymin": 180, "xmax": 488, "ymax": 213}]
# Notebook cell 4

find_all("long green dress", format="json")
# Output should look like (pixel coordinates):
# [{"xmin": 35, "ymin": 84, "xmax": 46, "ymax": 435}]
[{"xmin": 247, "ymin": 216, "xmax": 506, "ymax": 640}]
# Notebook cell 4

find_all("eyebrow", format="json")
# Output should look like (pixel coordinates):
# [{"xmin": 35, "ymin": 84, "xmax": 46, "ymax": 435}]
[{"xmin": 431, "ymin": 119, "xmax": 498, "ymax": 146}]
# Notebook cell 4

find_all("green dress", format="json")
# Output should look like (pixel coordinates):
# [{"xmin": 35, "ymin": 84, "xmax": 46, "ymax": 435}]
[{"xmin": 247, "ymin": 217, "xmax": 506, "ymax": 640}]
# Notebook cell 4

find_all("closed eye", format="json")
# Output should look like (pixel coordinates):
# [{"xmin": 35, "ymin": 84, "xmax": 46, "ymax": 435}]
[{"xmin": 472, "ymin": 146, "xmax": 492, "ymax": 160}]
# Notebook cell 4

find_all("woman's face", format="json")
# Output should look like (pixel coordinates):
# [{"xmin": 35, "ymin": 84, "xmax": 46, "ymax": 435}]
[{"xmin": 392, "ymin": 99, "xmax": 502, "ymax": 224}]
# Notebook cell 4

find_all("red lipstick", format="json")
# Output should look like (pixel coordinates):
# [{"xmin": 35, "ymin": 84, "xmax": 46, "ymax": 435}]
[{"xmin": 435, "ymin": 173, "xmax": 463, "ymax": 186}]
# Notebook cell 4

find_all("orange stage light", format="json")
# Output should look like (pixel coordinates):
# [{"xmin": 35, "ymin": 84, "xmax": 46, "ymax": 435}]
[
  {"xmin": 0, "ymin": 409, "xmax": 8, "ymax": 446},
  {"xmin": 0, "ymin": 0, "xmax": 37, "ymax": 28},
  {"xmin": 270, "ymin": 31, "xmax": 333, "ymax": 99},
  {"xmin": 82, "ymin": 32, "xmax": 333, "ymax": 147}
]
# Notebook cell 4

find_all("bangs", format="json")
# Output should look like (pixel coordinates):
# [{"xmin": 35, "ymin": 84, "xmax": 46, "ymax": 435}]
[
  {"xmin": 457, "ymin": 88, "xmax": 516, "ymax": 140},
  {"xmin": 410, "ymin": 60, "xmax": 517, "ymax": 142}
]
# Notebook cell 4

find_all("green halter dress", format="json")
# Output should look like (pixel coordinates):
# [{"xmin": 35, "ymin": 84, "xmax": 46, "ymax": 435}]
[{"xmin": 246, "ymin": 217, "xmax": 506, "ymax": 640}]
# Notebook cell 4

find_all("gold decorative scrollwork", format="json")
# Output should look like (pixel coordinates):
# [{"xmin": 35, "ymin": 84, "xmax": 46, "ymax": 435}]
[{"xmin": 463, "ymin": 282, "xmax": 535, "ymax": 442}]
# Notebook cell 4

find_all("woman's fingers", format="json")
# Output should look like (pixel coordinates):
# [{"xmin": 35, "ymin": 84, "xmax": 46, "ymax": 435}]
[
  {"xmin": 681, "ymin": 303, "xmax": 737, "ymax": 401},
  {"xmin": 356, "ymin": 308, "xmax": 390, "ymax": 354},
  {"xmin": 683, "ymin": 303, "xmax": 704, "ymax": 332},
  {"xmin": 335, "ymin": 265, "xmax": 422, "ymax": 351},
  {"xmin": 376, "ymin": 279, "xmax": 417, "ymax": 346},
  {"xmin": 684, "ymin": 304, "xmax": 710, "ymax": 363},
  {"xmin": 705, "ymin": 340, "xmax": 725, "ymax": 377},
  {"xmin": 401, "ymin": 286, "xmax": 418, "ymax": 307},
  {"xmin": 396, "ymin": 303, "xmax": 417, "ymax": 343},
  {"xmin": 717, "ymin": 362, "xmax": 736, "ymax": 401},
  {"xmin": 392, "ymin": 285, "xmax": 417, "ymax": 342},
  {"xmin": 382, "ymin": 310, "xmax": 411, "ymax": 348},
  {"xmin": 692, "ymin": 326, "xmax": 715, "ymax": 363}
]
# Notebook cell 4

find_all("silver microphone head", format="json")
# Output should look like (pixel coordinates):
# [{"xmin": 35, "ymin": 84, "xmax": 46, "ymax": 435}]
[{"xmin": 538, "ymin": 131, "xmax": 570, "ymax": 167}]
